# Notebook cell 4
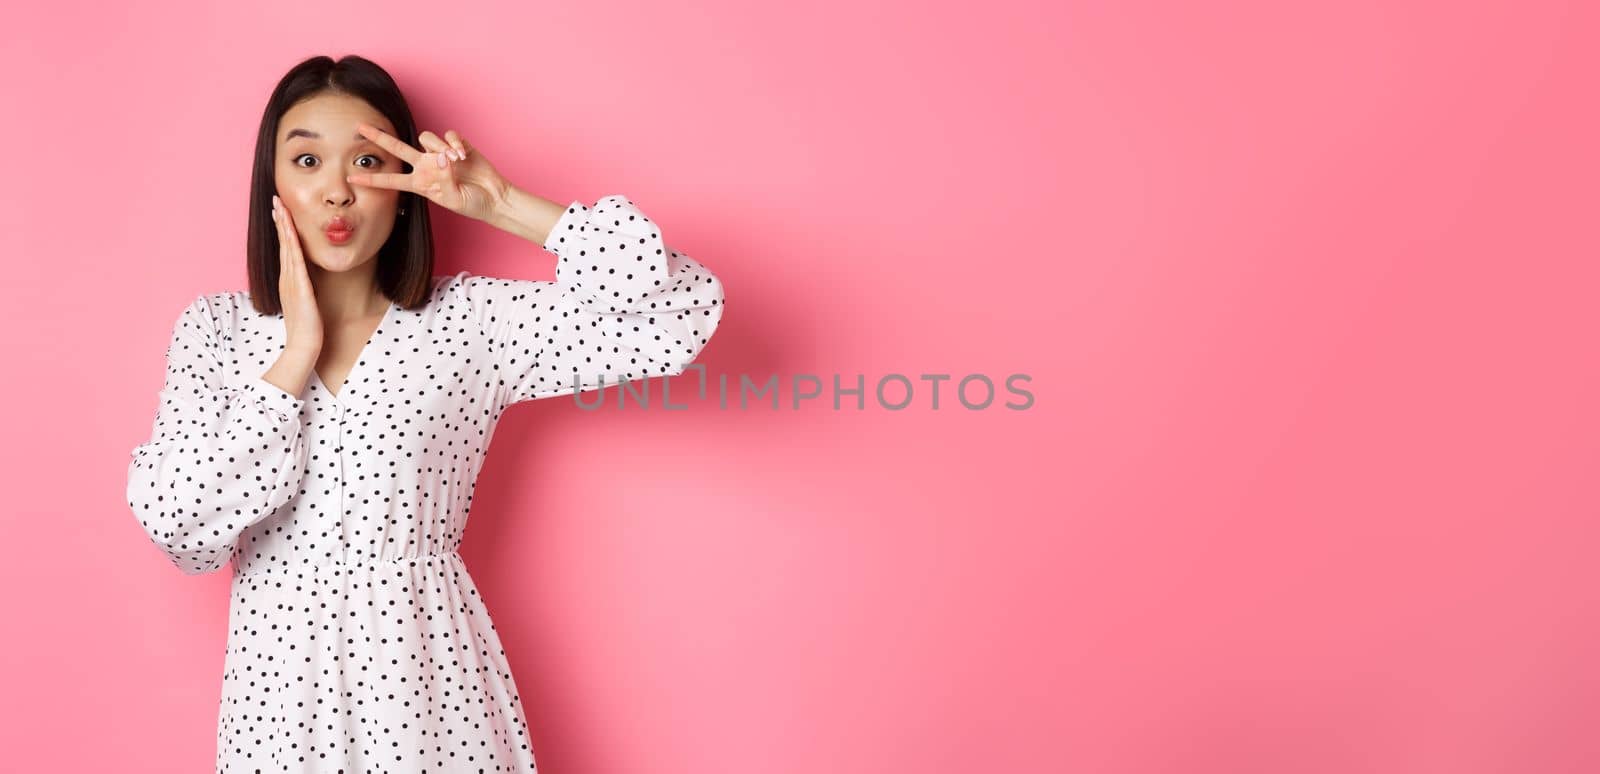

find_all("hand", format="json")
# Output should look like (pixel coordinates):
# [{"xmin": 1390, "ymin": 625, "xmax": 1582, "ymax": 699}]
[
  {"xmin": 270, "ymin": 194, "xmax": 324, "ymax": 356},
  {"xmin": 346, "ymin": 123, "xmax": 511, "ymax": 223}
]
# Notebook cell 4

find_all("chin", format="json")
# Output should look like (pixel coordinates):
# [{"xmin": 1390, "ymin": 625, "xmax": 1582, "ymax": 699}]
[{"xmin": 310, "ymin": 252, "xmax": 375, "ymax": 273}]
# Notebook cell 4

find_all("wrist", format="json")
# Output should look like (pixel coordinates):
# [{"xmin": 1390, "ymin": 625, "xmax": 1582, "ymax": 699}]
[
  {"xmin": 488, "ymin": 184, "xmax": 567, "ymax": 247},
  {"xmin": 280, "ymin": 344, "xmax": 321, "ymax": 364},
  {"xmin": 487, "ymin": 182, "xmax": 523, "ymax": 234}
]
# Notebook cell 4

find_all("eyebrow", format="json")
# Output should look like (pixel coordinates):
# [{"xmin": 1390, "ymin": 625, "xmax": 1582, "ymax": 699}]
[{"xmin": 284, "ymin": 128, "xmax": 370, "ymax": 142}]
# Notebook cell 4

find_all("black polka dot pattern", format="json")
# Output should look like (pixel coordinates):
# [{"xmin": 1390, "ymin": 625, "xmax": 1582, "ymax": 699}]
[{"xmin": 125, "ymin": 195, "xmax": 725, "ymax": 771}]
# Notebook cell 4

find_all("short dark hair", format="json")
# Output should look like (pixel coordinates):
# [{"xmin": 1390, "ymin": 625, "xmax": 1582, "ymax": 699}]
[{"xmin": 246, "ymin": 54, "xmax": 435, "ymax": 315}]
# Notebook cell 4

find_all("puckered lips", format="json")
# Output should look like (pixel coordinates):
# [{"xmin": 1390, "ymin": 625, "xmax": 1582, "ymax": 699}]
[{"xmin": 324, "ymin": 216, "xmax": 355, "ymax": 244}]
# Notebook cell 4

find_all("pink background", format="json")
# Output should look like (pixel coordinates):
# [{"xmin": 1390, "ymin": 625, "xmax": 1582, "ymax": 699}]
[{"xmin": 3, "ymin": 0, "xmax": 1597, "ymax": 772}]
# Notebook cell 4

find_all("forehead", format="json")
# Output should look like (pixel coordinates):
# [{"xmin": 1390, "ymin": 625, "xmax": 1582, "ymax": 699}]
[{"xmin": 279, "ymin": 94, "xmax": 393, "ymax": 143}]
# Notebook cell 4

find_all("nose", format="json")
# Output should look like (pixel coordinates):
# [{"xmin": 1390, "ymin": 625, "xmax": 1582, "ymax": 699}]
[{"xmin": 323, "ymin": 173, "xmax": 355, "ymax": 208}]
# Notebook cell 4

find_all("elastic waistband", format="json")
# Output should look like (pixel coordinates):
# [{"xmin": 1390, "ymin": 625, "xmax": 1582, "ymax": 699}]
[{"xmin": 233, "ymin": 549, "xmax": 462, "ymax": 580}]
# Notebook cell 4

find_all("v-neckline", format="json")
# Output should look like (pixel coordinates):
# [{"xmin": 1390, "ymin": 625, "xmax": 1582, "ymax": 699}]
[{"xmin": 311, "ymin": 299, "xmax": 398, "ymax": 406}]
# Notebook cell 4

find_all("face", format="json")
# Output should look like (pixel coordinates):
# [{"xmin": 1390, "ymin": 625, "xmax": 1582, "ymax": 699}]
[{"xmin": 273, "ymin": 93, "xmax": 404, "ymax": 273}]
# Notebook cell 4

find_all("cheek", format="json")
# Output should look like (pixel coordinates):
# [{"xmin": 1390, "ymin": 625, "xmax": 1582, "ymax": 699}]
[
  {"xmin": 368, "ymin": 195, "xmax": 402, "ymax": 220},
  {"xmin": 271, "ymin": 175, "xmax": 308, "ymax": 209}
]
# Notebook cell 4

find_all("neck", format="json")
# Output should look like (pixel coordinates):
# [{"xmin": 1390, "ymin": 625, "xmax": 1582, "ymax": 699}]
[{"xmin": 308, "ymin": 263, "xmax": 388, "ymax": 322}]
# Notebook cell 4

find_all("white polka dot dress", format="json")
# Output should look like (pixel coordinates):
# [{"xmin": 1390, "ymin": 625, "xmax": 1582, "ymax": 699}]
[{"xmin": 126, "ymin": 195, "xmax": 725, "ymax": 772}]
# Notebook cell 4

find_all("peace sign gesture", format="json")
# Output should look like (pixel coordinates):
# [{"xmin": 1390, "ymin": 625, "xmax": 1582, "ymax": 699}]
[{"xmin": 346, "ymin": 123, "xmax": 511, "ymax": 223}]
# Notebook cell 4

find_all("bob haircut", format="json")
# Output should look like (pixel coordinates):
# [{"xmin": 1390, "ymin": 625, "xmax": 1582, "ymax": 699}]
[{"xmin": 246, "ymin": 54, "xmax": 435, "ymax": 315}]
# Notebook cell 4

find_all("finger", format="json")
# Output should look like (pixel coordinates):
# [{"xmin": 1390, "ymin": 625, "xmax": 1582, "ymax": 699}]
[
  {"xmin": 435, "ymin": 130, "xmax": 464, "ymax": 161},
  {"xmin": 273, "ymin": 196, "xmax": 305, "ymax": 280},
  {"xmin": 272, "ymin": 195, "xmax": 291, "ymax": 258},
  {"xmin": 347, "ymin": 171, "xmax": 416, "ymax": 191},
  {"xmin": 422, "ymin": 147, "xmax": 454, "ymax": 169},
  {"xmin": 444, "ymin": 129, "xmax": 469, "ymax": 159},
  {"xmin": 418, "ymin": 131, "xmax": 451, "ymax": 156},
  {"xmin": 356, "ymin": 122, "xmax": 422, "ymax": 166},
  {"xmin": 419, "ymin": 131, "xmax": 459, "ymax": 164},
  {"xmin": 426, "ymin": 129, "xmax": 464, "ymax": 161},
  {"xmin": 275, "ymin": 195, "xmax": 308, "ymax": 283},
  {"xmin": 272, "ymin": 196, "xmax": 295, "ymax": 284}
]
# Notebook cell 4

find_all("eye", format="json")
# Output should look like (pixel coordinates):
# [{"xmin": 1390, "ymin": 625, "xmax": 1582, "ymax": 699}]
[{"xmin": 292, "ymin": 154, "xmax": 383, "ymax": 169}]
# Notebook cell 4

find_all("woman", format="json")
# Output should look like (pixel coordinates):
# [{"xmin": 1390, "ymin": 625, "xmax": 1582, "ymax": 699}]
[{"xmin": 125, "ymin": 54, "xmax": 725, "ymax": 772}]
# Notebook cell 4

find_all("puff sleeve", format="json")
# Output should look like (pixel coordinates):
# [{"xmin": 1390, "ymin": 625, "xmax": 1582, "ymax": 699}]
[
  {"xmin": 125, "ymin": 295, "xmax": 311, "ymax": 575},
  {"xmin": 454, "ymin": 194, "xmax": 726, "ymax": 408}
]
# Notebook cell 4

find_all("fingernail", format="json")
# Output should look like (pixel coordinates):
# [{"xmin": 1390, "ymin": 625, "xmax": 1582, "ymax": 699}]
[{"xmin": 436, "ymin": 153, "xmax": 447, "ymax": 169}]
